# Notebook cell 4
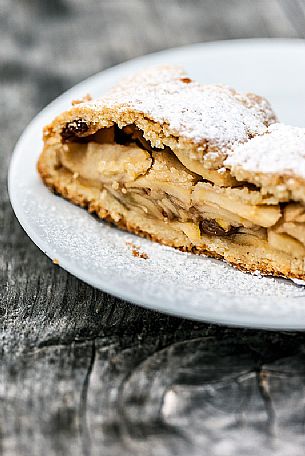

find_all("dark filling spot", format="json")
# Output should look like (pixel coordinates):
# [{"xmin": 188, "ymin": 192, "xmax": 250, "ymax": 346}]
[
  {"xmin": 61, "ymin": 119, "xmax": 89, "ymax": 142},
  {"xmin": 114, "ymin": 124, "xmax": 153, "ymax": 152},
  {"xmin": 62, "ymin": 122, "xmax": 158, "ymax": 154},
  {"xmin": 180, "ymin": 77, "xmax": 192, "ymax": 84},
  {"xmin": 200, "ymin": 219, "xmax": 238, "ymax": 236},
  {"xmin": 114, "ymin": 124, "xmax": 130, "ymax": 145},
  {"xmin": 135, "ymin": 133, "xmax": 153, "ymax": 152}
]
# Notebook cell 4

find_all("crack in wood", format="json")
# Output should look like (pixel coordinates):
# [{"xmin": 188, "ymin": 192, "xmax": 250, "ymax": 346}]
[
  {"xmin": 257, "ymin": 368, "xmax": 276, "ymax": 434},
  {"xmin": 79, "ymin": 340, "xmax": 96, "ymax": 456}
]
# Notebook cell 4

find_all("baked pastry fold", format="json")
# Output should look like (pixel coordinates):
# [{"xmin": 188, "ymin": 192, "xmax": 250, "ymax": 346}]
[{"xmin": 38, "ymin": 66, "xmax": 305, "ymax": 280}]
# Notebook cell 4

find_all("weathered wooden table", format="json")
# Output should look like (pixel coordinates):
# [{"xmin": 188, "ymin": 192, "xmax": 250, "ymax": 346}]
[{"xmin": 1, "ymin": 1, "xmax": 305, "ymax": 455}]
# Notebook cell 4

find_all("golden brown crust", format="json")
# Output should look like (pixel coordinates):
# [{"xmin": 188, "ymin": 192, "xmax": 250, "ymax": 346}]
[{"xmin": 43, "ymin": 65, "xmax": 276, "ymax": 172}]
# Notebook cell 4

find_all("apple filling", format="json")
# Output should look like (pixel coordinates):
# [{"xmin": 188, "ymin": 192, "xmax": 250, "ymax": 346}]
[{"xmin": 58, "ymin": 124, "xmax": 305, "ymax": 259}]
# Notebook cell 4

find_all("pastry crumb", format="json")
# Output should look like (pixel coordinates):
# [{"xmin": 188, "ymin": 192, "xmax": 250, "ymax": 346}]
[
  {"xmin": 126, "ymin": 241, "xmax": 149, "ymax": 259},
  {"xmin": 180, "ymin": 77, "xmax": 192, "ymax": 84},
  {"xmin": 53, "ymin": 258, "xmax": 59, "ymax": 265},
  {"xmin": 72, "ymin": 94, "xmax": 92, "ymax": 106},
  {"xmin": 133, "ymin": 249, "xmax": 149, "ymax": 259}
]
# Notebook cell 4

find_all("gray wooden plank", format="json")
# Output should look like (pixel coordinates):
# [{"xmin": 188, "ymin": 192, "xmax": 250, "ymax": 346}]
[
  {"xmin": 2, "ymin": 333, "xmax": 305, "ymax": 455},
  {"xmin": 1, "ymin": 0, "xmax": 305, "ymax": 455}
]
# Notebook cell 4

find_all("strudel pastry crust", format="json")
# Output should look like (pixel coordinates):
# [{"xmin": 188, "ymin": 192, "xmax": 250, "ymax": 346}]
[{"xmin": 38, "ymin": 65, "xmax": 305, "ymax": 280}]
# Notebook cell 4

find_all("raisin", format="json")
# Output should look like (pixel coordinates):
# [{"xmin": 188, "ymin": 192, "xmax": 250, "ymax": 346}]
[
  {"xmin": 200, "ymin": 219, "xmax": 238, "ymax": 236},
  {"xmin": 114, "ymin": 125, "xmax": 132, "ymax": 145},
  {"xmin": 61, "ymin": 119, "xmax": 89, "ymax": 142}
]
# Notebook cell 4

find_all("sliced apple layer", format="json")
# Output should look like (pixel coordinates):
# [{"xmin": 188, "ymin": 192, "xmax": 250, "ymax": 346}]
[{"xmin": 56, "ymin": 124, "xmax": 305, "ymax": 260}]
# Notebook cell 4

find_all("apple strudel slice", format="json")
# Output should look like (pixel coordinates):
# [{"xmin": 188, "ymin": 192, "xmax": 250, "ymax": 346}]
[{"xmin": 38, "ymin": 65, "xmax": 305, "ymax": 280}]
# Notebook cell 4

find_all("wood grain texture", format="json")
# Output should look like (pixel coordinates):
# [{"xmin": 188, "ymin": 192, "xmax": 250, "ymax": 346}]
[{"xmin": 1, "ymin": 0, "xmax": 305, "ymax": 455}]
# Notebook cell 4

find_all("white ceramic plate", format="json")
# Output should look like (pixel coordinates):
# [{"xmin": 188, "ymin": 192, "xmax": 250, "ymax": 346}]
[{"xmin": 9, "ymin": 39, "xmax": 305, "ymax": 329}]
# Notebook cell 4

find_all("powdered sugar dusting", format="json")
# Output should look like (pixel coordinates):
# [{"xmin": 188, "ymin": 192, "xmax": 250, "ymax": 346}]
[
  {"xmin": 81, "ymin": 65, "xmax": 275, "ymax": 152},
  {"xmin": 225, "ymin": 123, "xmax": 305, "ymax": 178}
]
